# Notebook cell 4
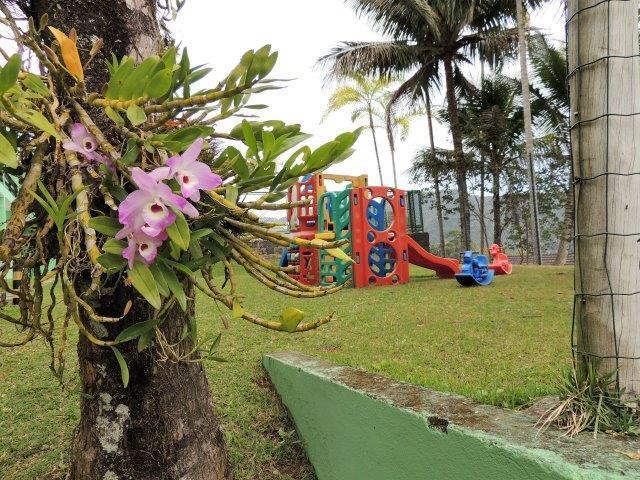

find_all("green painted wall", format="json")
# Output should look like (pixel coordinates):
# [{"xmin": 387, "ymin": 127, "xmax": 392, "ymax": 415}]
[{"xmin": 264, "ymin": 353, "xmax": 636, "ymax": 480}]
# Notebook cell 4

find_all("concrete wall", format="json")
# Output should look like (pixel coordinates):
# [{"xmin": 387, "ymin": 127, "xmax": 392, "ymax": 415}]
[{"xmin": 264, "ymin": 352, "xmax": 640, "ymax": 480}]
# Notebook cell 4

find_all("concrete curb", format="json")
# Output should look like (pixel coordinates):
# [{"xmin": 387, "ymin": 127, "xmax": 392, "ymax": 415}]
[{"xmin": 263, "ymin": 352, "xmax": 640, "ymax": 480}]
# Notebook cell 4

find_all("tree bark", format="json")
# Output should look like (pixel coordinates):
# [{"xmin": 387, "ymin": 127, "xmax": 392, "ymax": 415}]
[
  {"xmin": 443, "ymin": 57, "xmax": 471, "ymax": 250},
  {"xmin": 516, "ymin": 0, "xmax": 542, "ymax": 264},
  {"xmin": 426, "ymin": 94, "xmax": 446, "ymax": 256},
  {"xmin": 26, "ymin": 0, "xmax": 232, "ymax": 477},
  {"xmin": 568, "ymin": 0, "xmax": 640, "ymax": 395}
]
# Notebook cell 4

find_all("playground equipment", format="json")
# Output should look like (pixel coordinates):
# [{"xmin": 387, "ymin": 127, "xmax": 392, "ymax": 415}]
[{"xmin": 281, "ymin": 174, "xmax": 512, "ymax": 288}]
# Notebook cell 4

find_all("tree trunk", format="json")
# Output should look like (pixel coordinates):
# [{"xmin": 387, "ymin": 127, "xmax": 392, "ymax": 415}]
[
  {"xmin": 492, "ymin": 171, "xmax": 502, "ymax": 245},
  {"xmin": 368, "ymin": 110, "xmax": 384, "ymax": 185},
  {"xmin": 516, "ymin": 0, "xmax": 542, "ymax": 264},
  {"xmin": 389, "ymin": 145, "xmax": 399, "ymax": 188},
  {"xmin": 27, "ymin": 0, "xmax": 232, "ymax": 477},
  {"xmin": 567, "ymin": 0, "xmax": 640, "ymax": 396},
  {"xmin": 426, "ymin": 94, "xmax": 446, "ymax": 256},
  {"xmin": 69, "ymin": 297, "xmax": 231, "ymax": 480},
  {"xmin": 443, "ymin": 57, "xmax": 471, "ymax": 250},
  {"xmin": 554, "ymin": 176, "xmax": 573, "ymax": 265}
]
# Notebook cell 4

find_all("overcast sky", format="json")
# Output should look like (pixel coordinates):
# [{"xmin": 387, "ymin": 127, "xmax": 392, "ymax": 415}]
[{"xmin": 173, "ymin": 1, "xmax": 565, "ymax": 190}]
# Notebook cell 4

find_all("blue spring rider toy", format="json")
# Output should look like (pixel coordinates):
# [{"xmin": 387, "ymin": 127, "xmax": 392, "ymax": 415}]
[{"xmin": 454, "ymin": 251, "xmax": 495, "ymax": 287}]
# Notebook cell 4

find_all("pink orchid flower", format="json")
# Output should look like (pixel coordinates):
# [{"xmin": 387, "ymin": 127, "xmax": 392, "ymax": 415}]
[
  {"xmin": 162, "ymin": 138, "xmax": 222, "ymax": 202},
  {"xmin": 62, "ymin": 123, "xmax": 115, "ymax": 172},
  {"xmin": 62, "ymin": 123, "xmax": 104, "ymax": 163},
  {"xmin": 122, "ymin": 229, "xmax": 167, "ymax": 269},
  {"xmin": 118, "ymin": 167, "xmax": 199, "ymax": 238}
]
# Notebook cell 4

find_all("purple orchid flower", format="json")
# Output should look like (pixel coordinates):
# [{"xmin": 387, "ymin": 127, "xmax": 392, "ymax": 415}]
[
  {"xmin": 122, "ymin": 229, "xmax": 167, "ymax": 269},
  {"xmin": 62, "ymin": 123, "xmax": 115, "ymax": 172},
  {"xmin": 118, "ymin": 167, "xmax": 199, "ymax": 238},
  {"xmin": 162, "ymin": 138, "xmax": 222, "ymax": 202}
]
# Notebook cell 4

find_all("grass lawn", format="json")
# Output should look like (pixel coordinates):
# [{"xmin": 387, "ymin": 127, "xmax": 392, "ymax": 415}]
[{"xmin": 0, "ymin": 265, "xmax": 573, "ymax": 479}]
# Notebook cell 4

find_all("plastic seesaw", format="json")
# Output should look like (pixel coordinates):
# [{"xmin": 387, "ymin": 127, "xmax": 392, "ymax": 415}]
[
  {"xmin": 455, "ymin": 251, "xmax": 495, "ymax": 287},
  {"xmin": 489, "ymin": 244, "xmax": 513, "ymax": 275}
]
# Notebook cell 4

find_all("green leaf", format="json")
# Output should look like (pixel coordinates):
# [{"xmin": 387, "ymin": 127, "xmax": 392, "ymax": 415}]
[
  {"xmin": 103, "ymin": 239, "xmax": 125, "ymax": 255},
  {"xmin": 159, "ymin": 257, "xmax": 196, "ymax": 277},
  {"xmin": 128, "ymin": 262, "xmax": 161, "ymax": 309},
  {"xmin": 137, "ymin": 329, "xmax": 155, "ymax": 352},
  {"xmin": 110, "ymin": 347, "xmax": 130, "ymax": 388},
  {"xmin": 232, "ymin": 299, "xmax": 244, "ymax": 319},
  {"xmin": 18, "ymin": 109, "xmax": 60, "ymax": 139},
  {"xmin": 105, "ymin": 57, "xmax": 135, "ymax": 99},
  {"xmin": 157, "ymin": 262, "xmax": 187, "ymax": 312},
  {"xmin": 145, "ymin": 68, "xmax": 173, "ymax": 98},
  {"xmin": 105, "ymin": 106, "xmax": 125, "ymax": 126},
  {"xmin": 98, "ymin": 253, "xmax": 127, "ymax": 273},
  {"xmin": 0, "ymin": 54, "xmax": 20, "ymax": 94},
  {"xmin": 126, "ymin": 104, "xmax": 147, "ymax": 126},
  {"xmin": 121, "ymin": 139, "xmax": 139, "ymax": 165},
  {"xmin": 120, "ymin": 56, "xmax": 159, "ymax": 99},
  {"xmin": 23, "ymin": 73, "xmax": 51, "ymax": 97},
  {"xmin": 166, "ymin": 210, "xmax": 190, "ymax": 250},
  {"xmin": 88, "ymin": 216, "xmax": 121, "ymax": 237},
  {"xmin": 325, "ymin": 248, "xmax": 354, "ymax": 264},
  {"xmin": 225, "ymin": 185, "xmax": 239, "ymax": 205},
  {"xmin": 0, "ymin": 133, "xmax": 17, "ymax": 168},
  {"xmin": 241, "ymin": 120, "xmax": 258, "ymax": 156},
  {"xmin": 115, "ymin": 319, "xmax": 157, "ymax": 343},
  {"xmin": 150, "ymin": 264, "xmax": 169, "ymax": 297},
  {"xmin": 279, "ymin": 307, "xmax": 305, "ymax": 333}
]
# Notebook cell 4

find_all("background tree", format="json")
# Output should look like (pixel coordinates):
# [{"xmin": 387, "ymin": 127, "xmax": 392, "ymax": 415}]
[
  {"xmin": 529, "ymin": 35, "xmax": 571, "ymax": 265},
  {"xmin": 456, "ymin": 75, "xmax": 524, "ymax": 245},
  {"xmin": 0, "ymin": 2, "xmax": 358, "ymax": 478},
  {"xmin": 324, "ymin": 72, "xmax": 410, "ymax": 187},
  {"xmin": 515, "ymin": 0, "xmax": 543, "ymax": 264},
  {"xmin": 319, "ymin": 0, "xmax": 525, "ymax": 250},
  {"xmin": 410, "ymin": 146, "xmax": 456, "ymax": 256}
]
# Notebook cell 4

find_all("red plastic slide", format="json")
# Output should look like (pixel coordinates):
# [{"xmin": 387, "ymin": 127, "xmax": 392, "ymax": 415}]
[{"xmin": 407, "ymin": 237, "xmax": 460, "ymax": 279}]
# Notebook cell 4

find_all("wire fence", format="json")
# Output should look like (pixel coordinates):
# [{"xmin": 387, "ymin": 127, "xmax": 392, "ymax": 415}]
[{"xmin": 567, "ymin": 0, "xmax": 640, "ymax": 394}]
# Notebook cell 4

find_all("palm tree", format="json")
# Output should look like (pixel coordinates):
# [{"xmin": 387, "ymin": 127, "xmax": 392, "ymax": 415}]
[
  {"xmin": 410, "ymin": 146, "xmax": 455, "ymax": 257},
  {"xmin": 319, "ymin": 0, "xmax": 528, "ymax": 250},
  {"xmin": 457, "ymin": 75, "xmax": 524, "ymax": 245},
  {"xmin": 529, "ymin": 35, "xmax": 570, "ymax": 265},
  {"xmin": 325, "ymin": 73, "xmax": 411, "ymax": 187},
  {"xmin": 516, "ymin": 0, "xmax": 542, "ymax": 264}
]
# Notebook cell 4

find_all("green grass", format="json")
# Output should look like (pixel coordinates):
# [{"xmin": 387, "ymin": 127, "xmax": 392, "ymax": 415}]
[{"xmin": 0, "ymin": 265, "xmax": 573, "ymax": 479}]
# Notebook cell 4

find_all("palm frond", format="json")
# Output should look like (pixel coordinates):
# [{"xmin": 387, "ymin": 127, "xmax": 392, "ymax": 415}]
[{"xmin": 318, "ymin": 40, "xmax": 424, "ymax": 81}]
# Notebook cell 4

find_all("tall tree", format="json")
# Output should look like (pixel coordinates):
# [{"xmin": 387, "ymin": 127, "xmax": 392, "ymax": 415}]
[
  {"xmin": 319, "ymin": 0, "xmax": 523, "ymax": 250},
  {"xmin": 456, "ymin": 75, "xmax": 523, "ymax": 245},
  {"xmin": 567, "ymin": 0, "xmax": 640, "ymax": 395},
  {"xmin": 529, "ymin": 35, "xmax": 571, "ymax": 265},
  {"xmin": 516, "ymin": 0, "xmax": 542, "ymax": 264},
  {"xmin": 1, "ymin": 2, "xmax": 358, "ymax": 478}
]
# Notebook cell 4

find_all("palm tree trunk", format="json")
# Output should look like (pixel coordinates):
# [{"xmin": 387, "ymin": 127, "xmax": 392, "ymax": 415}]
[
  {"xmin": 443, "ymin": 57, "xmax": 471, "ymax": 250},
  {"xmin": 389, "ymin": 146, "xmax": 399, "ymax": 188},
  {"xmin": 480, "ymin": 162, "xmax": 487, "ymax": 251},
  {"xmin": 567, "ymin": 0, "xmax": 640, "ymax": 395},
  {"xmin": 516, "ymin": 0, "xmax": 542, "ymax": 264},
  {"xmin": 492, "ymin": 171, "xmax": 502, "ymax": 245},
  {"xmin": 368, "ymin": 110, "xmax": 384, "ymax": 185},
  {"xmin": 426, "ymin": 94, "xmax": 446, "ymax": 256},
  {"xmin": 554, "ymin": 176, "xmax": 573, "ymax": 265},
  {"xmin": 27, "ymin": 1, "xmax": 232, "ymax": 477}
]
